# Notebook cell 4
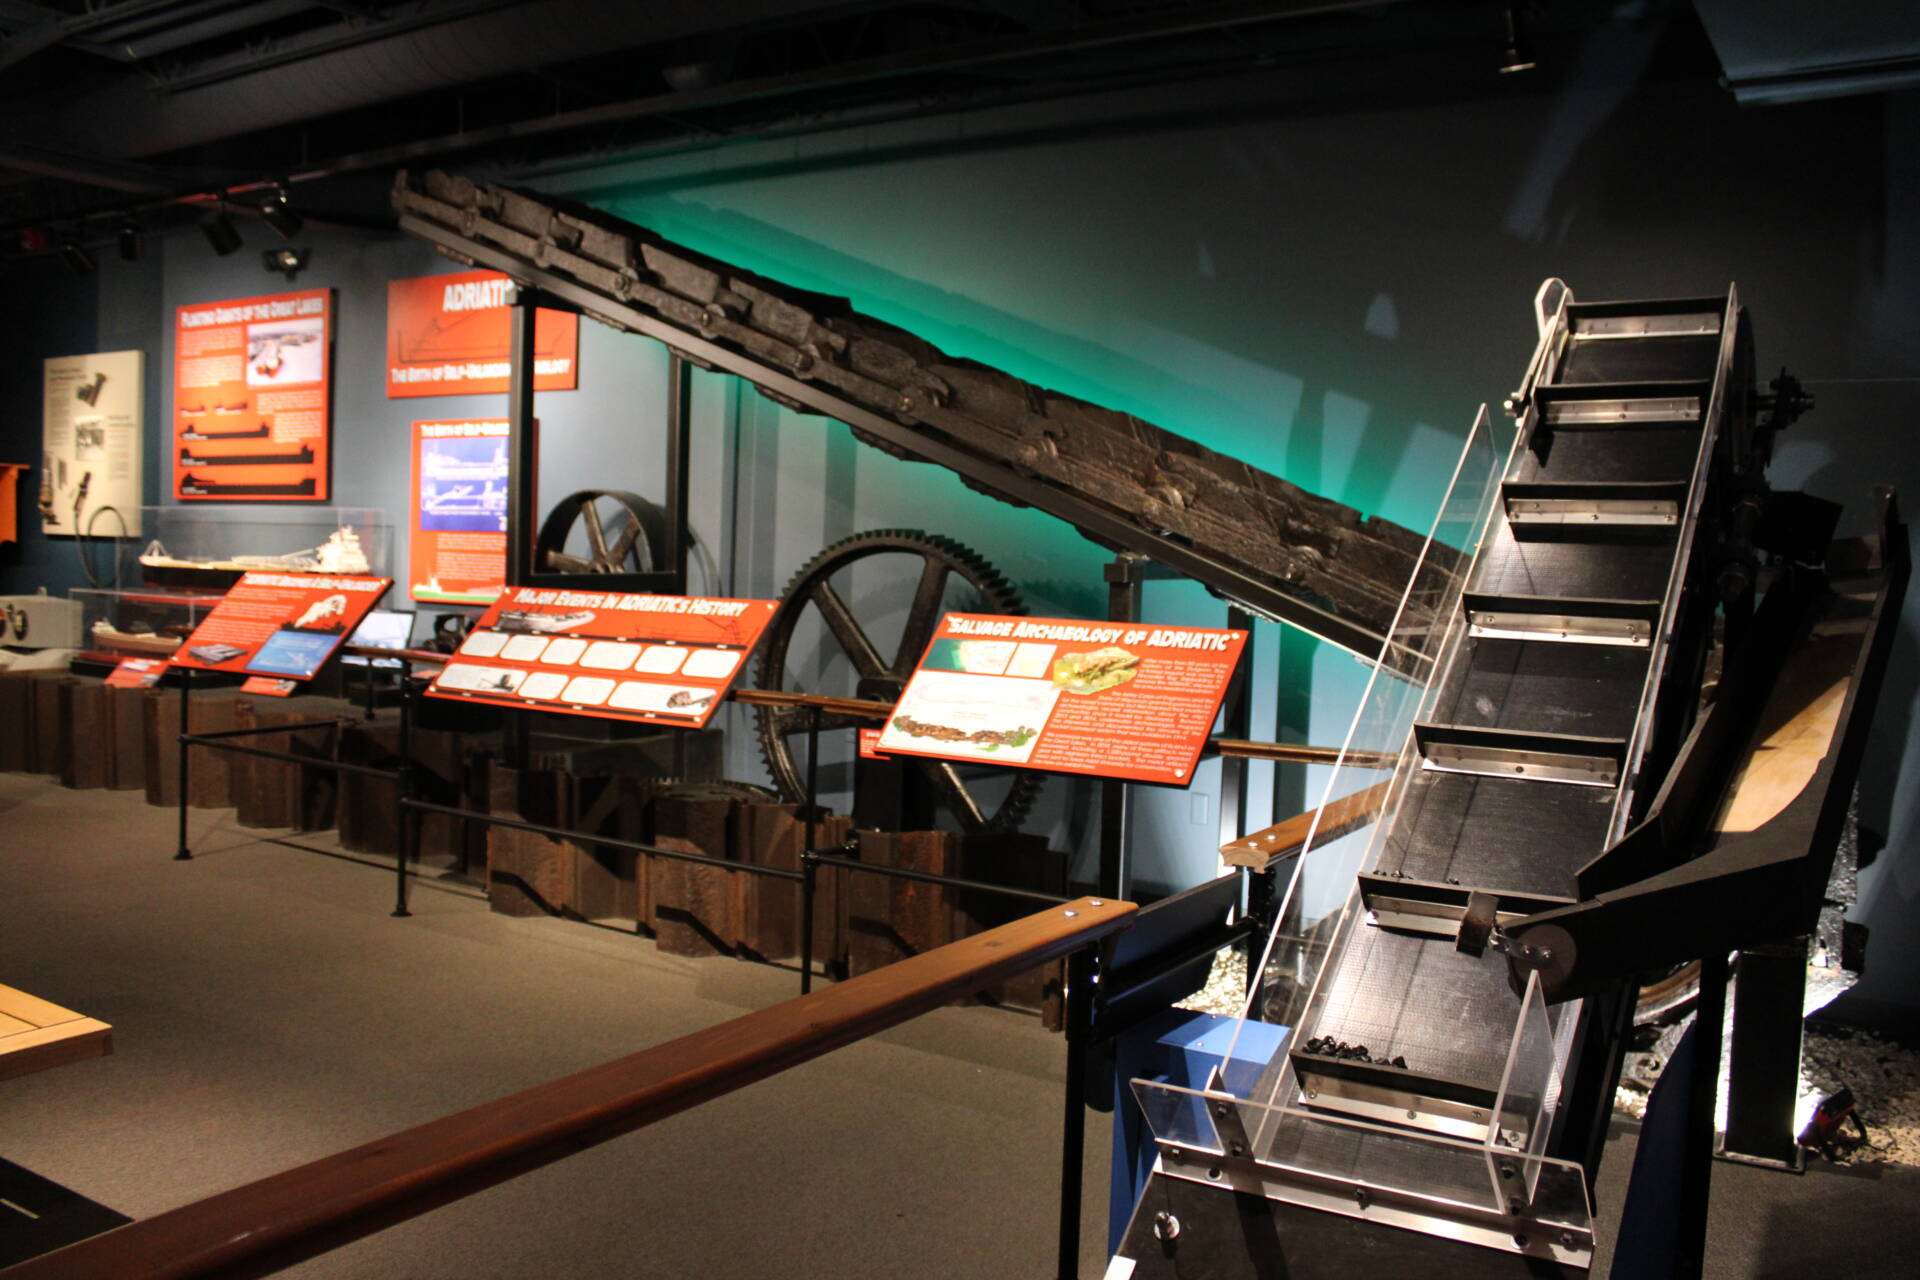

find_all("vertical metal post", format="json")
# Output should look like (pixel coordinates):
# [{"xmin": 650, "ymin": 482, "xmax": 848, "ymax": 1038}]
[
  {"xmin": 1271, "ymin": 626, "xmax": 1311, "ymax": 828},
  {"xmin": 664, "ymin": 353, "xmax": 693, "ymax": 594},
  {"xmin": 508, "ymin": 710, "xmax": 530, "ymax": 771},
  {"xmin": 504, "ymin": 288, "xmax": 539, "ymax": 587},
  {"xmin": 800, "ymin": 704, "xmax": 821, "ymax": 995},
  {"xmin": 392, "ymin": 661, "xmax": 414, "ymax": 918},
  {"xmin": 1057, "ymin": 942, "xmax": 1094, "ymax": 1280},
  {"xmin": 1099, "ymin": 556, "xmax": 1143, "ymax": 899},
  {"xmin": 1218, "ymin": 608, "xmax": 1256, "ymax": 977},
  {"xmin": 1676, "ymin": 947, "xmax": 1728, "ymax": 1279},
  {"xmin": 174, "ymin": 666, "xmax": 193, "ymax": 860},
  {"xmin": 1721, "ymin": 938, "xmax": 1810, "ymax": 1168},
  {"xmin": 799, "ymin": 852, "xmax": 817, "ymax": 997},
  {"xmin": 1217, "ymin": 605, "xmax": 1253, "ymax": 852},
  {"xmin": 361, "ymin": 653, "xmax": 377, "ymax": 720}
]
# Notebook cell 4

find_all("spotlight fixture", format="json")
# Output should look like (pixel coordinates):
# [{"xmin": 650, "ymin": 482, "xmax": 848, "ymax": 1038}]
[
  {"xmin": 118, "ymin": 219, "xmax": 143, "ymax": 263},
  {"xmin": 259, "ymin": 186, "xmax": 303, "ymax": 239},
  {"xmin": 199, "ymin": 204, "xmax": 243, "ymax": 256},
  {"xmin": 59, "ymin": 239, "xmax": 96, "ymax": 275},
  {"xmin": 663, "ymin": 60, "xmax": 721, "ymax": 92},
  {"xmin": 262, "ymin": 245, "xmax": 310, "ymax": 281},
  {"xmin": 1499, "ymin": 4, "xmax": 1536, "ymax": 75}
]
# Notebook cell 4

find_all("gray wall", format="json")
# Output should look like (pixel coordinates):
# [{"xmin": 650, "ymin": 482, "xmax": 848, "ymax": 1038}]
[{"xmin": 2, "ymin": 30, "xmax": 1916, "ymax": 1008}]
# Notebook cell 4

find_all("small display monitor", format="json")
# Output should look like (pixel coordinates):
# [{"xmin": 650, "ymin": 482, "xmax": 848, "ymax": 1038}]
[{"xmin": 342, "ymin": 609, "xmax": 415, "ymax": 668}]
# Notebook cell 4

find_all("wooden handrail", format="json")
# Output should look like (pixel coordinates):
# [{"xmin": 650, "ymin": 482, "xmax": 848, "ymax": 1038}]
[
  {"xmin": 4, "ymin": 897, "xmax": 1133, "ymax": 1280},
  {"xmin": 1219, "ymin": 781, "xmax": 1393, "ymax": 870}
]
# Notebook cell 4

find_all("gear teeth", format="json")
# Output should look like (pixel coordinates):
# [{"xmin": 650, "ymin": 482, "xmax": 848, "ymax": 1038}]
[{"xmin": 751, "ymin": 529, "xmax": 1044, "ymax": 833}]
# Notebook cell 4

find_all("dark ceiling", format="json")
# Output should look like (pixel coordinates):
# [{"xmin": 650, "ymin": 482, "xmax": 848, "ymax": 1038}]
[{"xmin": 0, "ymin": 0, "xmax": 1910, "ymax": 269}]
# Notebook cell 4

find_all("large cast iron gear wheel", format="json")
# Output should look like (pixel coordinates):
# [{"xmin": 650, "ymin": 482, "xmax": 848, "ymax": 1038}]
[
  {"xmin": 754, "ymin": 529, "xmax": 1044, "ymax": 834},
  {"xmin": 535, "ymin": 489, "xmax": 669, "ymax": 575}
]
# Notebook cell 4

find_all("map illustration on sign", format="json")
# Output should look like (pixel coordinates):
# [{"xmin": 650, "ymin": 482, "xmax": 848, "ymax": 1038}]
[
  {"xmin": 877, "ymin": 613, "xmax": 1247, "ymax": 785},
  {"xmin": 420, "ymin": 437, "xmax": 508, "ymax": 532},
  {"xmin": 410, "ymin": 419, "xmax": 509, "ymax": 604},
  {"xmin": 247, "ymin": 316, "xmax": 325, "ymax": 385}
]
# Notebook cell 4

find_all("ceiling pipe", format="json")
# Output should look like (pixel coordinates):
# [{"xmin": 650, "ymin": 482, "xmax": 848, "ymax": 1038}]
[
  {"xmin": 3, "ymin": 0, "xmax": 885, "ymax": 162},
  {"xmin": 0, "ymin": 0, "xmax": 1410, "ymax": 238}
]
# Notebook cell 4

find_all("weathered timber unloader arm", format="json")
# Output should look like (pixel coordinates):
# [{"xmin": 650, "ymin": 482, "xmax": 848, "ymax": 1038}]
[{"xmin": 393, "ymin": 169, "xmax": 1443, "ymax": 658}]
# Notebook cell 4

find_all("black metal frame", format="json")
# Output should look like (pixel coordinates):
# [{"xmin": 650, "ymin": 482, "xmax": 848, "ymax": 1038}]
[
  {"xmin": 1505, "ymin": 496, "xmax": 1908, "ymax": 1004},
  {"xmin": 503, "ymin": 288, "xmax": 692, "ymax": 595}
]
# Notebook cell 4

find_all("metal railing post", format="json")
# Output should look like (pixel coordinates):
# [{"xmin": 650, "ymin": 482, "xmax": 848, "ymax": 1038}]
[
  {"xmin": 174, "ymin": 666, "xmax": 193, "ymax": 861},
  {"xmin": 393, "ymin": 661, "xmax": 414, "ymax": 918}
]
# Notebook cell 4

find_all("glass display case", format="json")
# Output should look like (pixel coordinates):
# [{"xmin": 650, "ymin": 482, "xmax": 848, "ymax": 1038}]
[
  {"xmin": 73, "ymin": 586, "xmax": 225, "ymax": 658},
  {"xmin": 122, "ymin": 505, "xmax": 390, "ymax": 589}
]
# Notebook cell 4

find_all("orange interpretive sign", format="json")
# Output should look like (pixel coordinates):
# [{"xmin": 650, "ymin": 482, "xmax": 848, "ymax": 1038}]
[
  {"xmin": 105, "ymin": 657, "xmax": 166, "ymax": 688},
  {"xmin": 170, "ymin": 572, "xmax": 392, "ymax": 682},
  {"xmin": 386, "ymin": 270, "xmax": 579, "ymax": 397},
  {"xmin": 173, "ymin": 289, "xmax": 332, "ymax": 501},
  {"xmin": 410, "ymin": 418, "xmax": 507, "ymax": 604},
  {"xmin": 426, "ymin": 586, "xmax": 776, "ymax": 729},
  {"xmin": 875, "ymin": 613, "xmax": 1248, "ymax": 786}
]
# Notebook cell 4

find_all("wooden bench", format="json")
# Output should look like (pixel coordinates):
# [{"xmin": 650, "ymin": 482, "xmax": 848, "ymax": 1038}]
[{"xmin": 0, "ymin": 985, "xmax": 112, "ymax": 1083}]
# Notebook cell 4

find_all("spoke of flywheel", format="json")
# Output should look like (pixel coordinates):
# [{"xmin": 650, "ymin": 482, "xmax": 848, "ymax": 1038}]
[
  {"xmin": 608, "ymin": 514, "xmax": 643, "ymax": 566},
  {"xmin": 893, "ymin": 554, "xmax": 951, "ymax": 674},
  {"xmin": 582, "ymin": 500, "xmax": 609, "ymax": 565},
  {"xmin": 918, "ymin": 758, "xmax": 987, "ymax": 828},
  {"xmin": 810, "ymin": 580, "xmax": 887, "ymax": 678}
]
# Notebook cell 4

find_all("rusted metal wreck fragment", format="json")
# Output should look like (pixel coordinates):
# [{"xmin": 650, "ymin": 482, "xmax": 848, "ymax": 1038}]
[{"xmin": 394, "ymin": 169, "xmax": 1448, "ymax": 659}]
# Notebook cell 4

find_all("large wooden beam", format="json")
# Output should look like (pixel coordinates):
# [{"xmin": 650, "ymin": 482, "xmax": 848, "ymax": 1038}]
[
  {"xmin": 5, "ymin": 896, "xmax": 1134, "ymax": 1280},
  {"xmin": 394, "ymin": 169, "xmax": 1443, "ymax": 659}
]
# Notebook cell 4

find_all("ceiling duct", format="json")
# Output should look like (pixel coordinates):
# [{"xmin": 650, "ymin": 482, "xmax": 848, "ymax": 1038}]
[
  {"xmin": 1693, "ymin": 0, "xmax": 1920, "ymax": 104},
  {"xmin": 2, "ymin": 0, "xmax": 874, "ymax": 163}
]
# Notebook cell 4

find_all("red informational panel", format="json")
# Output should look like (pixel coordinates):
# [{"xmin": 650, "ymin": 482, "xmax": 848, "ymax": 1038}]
[
  {"xmin": 169, "ymin": 573, "xmax": 393, "ymax": 681},
  {"xmin": 410, "ymin": 418, "xmax": 507, "ymax": 604},
  {"xmin": 386, "ymin": 270, "xmax": 579, "ymax": 397},
  {"xmin": 173, "ymin": 289, "xmax": 331, "ymax": 501},
  {"xmin": 875, "ymin": 613, "xmax": 1248, "ymax": 786},
  {"xmin": 427, "ymin": 587, "xmax": 776, "ymax": 728},
  {"xmin": 106, "ymin": 657, "xmax": 166, "ymax": 688}
]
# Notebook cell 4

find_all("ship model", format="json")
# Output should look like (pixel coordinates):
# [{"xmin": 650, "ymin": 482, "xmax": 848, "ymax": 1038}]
[{"xmin": 140, "ymin": 526, "xmax": 370, "ymax": 589}]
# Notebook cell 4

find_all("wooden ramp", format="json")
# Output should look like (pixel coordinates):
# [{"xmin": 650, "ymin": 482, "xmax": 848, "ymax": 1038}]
[{"xmin": 0, "ymin": 985, "xmax": 111, "ymax": 1083}]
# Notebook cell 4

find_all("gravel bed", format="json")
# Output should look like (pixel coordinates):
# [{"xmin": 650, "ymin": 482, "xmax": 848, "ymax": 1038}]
[{"xmin": 1176, "ymin": 947, "xmax": 1249, "ymax": 1017}]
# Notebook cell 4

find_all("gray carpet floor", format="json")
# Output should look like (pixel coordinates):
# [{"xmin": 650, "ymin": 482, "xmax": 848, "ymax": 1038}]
[
  {"xmin": 0, "ymin": 773, "xmax": 1106, "ymax": 1278},
  {"xmin": 3, "ymin": 772, "xmax": 1915, "ymax": 1277}
]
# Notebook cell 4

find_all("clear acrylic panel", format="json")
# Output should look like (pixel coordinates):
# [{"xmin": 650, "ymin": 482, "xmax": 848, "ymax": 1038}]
[
  {"xmin": 72, "ymin": 586, "xmax": 226, "ymax": 658},
  {"xmin": 128, "ymin": 505, "xmax": 391, "ymax": 582},
  {"xmin": 1214, "ymin": 406, "xmax": 1511, "ymax": 1097},
  {"xmin": 1130, "ymin": 1076, "xmax": 1593, "ymax": 1260},
  {"xmin": 1491, "ymin": 970, "xmax": 1568, "ymax": 1204}
]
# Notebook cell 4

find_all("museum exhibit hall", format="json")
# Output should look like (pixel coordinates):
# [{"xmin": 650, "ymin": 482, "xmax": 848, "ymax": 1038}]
[{"xmin": 2, "ymin": 1, "xmax": 1919, "ymax": 1276}]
